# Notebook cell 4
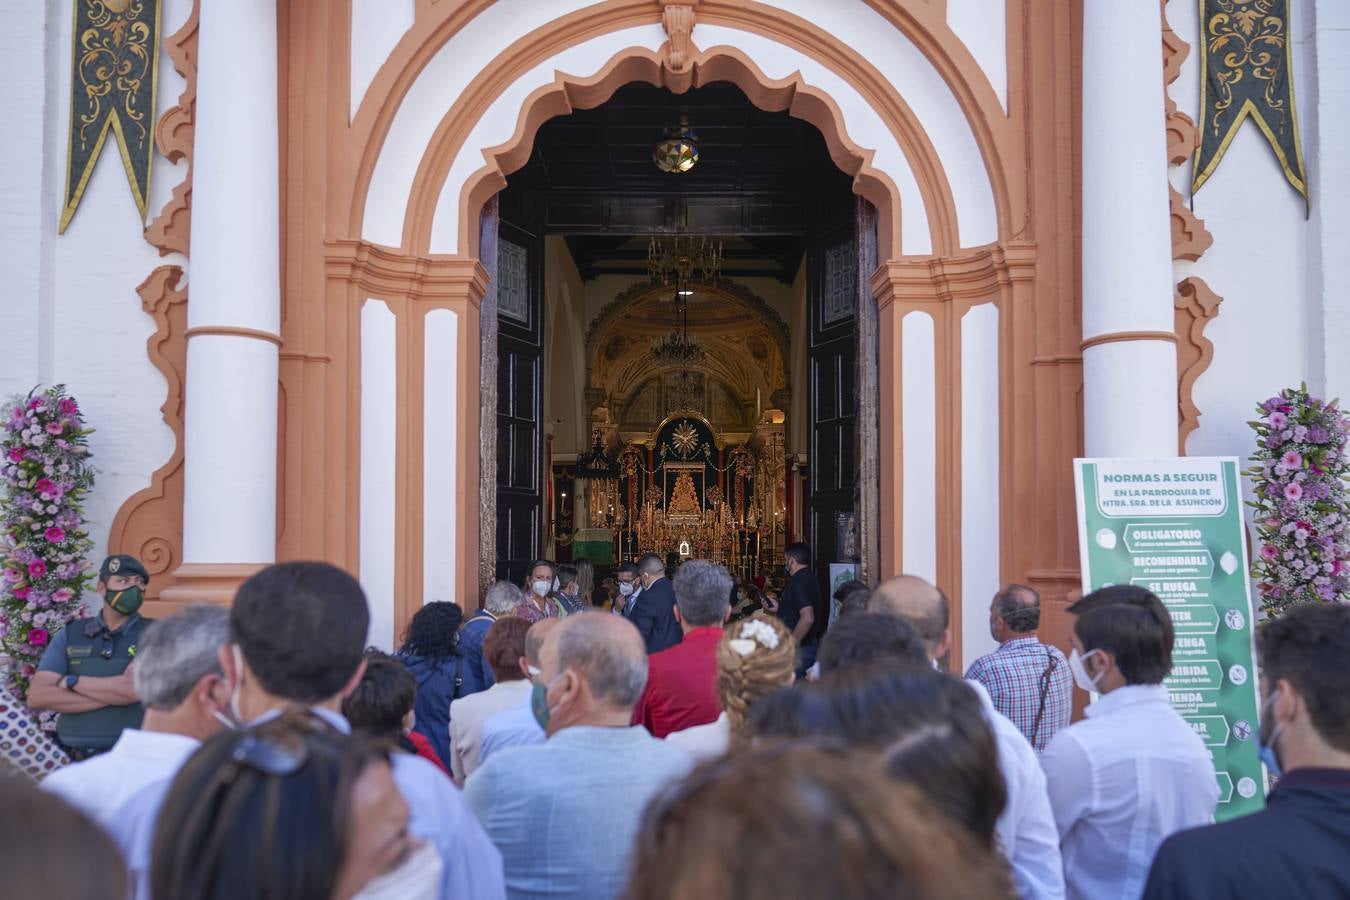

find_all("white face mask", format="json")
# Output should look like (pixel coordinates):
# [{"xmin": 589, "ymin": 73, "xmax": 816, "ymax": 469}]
[
  {"xmin": 618, "ymin": 582, "xmax": 635, "ymax": 597},
  {"xmin": 1068, "ymin": 647, "xmax": 1104, "ymax": 694},
  {"xmin": 531, "ymin": 580, "xmax": 551, "ymax": 597},
  {"xmin": 228, "ymin": 645, "xmax": 247, "ymax": 723},
  {"xmin": 351, "ymin": 841, "xmax": 443, "ymax": 900}
]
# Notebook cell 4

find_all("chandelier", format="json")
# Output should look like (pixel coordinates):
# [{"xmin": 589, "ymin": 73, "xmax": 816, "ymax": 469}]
[
  {"xmin": 651, "ymin": 333, "xmax": 707, "ymax": 367},
  {"xmin": 647, "ymin": 235, "xmax": 723, "ymax": 285},
  {"xmin": 577, "ymin": 430, "xmax": 619, "ymax": 480},
  {"xmin": 653, "ymin": 125, "xmax": 699, "ymax": 174}
]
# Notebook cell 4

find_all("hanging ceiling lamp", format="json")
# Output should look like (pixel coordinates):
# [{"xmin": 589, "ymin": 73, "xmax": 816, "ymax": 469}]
[{"xmin": 653, "ymin": 124, "xmax": 699, "ymax": 174}]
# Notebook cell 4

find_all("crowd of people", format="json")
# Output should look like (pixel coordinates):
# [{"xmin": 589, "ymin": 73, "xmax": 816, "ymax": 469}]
[{"xmin": 2, "ymin": 544, "xmax": 1348, "ymax": 900}]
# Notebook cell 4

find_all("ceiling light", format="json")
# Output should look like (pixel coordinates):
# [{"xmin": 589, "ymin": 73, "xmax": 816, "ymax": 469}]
[{"xmin": 653, "ymin": 127, "xmax": 699, "ymax": 174}]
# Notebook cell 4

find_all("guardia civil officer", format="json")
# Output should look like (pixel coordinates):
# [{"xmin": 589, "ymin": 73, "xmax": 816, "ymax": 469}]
[{"xmin": 28, "ymin": 555, "xmax": 155, "ymax": 759}]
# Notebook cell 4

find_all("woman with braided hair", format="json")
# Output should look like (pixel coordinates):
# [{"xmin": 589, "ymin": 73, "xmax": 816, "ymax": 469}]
[{"xmin": 664, "ymin": 614, "xmax": 796, "ymax": 761}]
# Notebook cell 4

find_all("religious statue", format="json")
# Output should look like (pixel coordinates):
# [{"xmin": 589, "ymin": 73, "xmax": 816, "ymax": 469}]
[{"xmin": 668, "ymin": 470, "xmax": 701, "ymax": 520}]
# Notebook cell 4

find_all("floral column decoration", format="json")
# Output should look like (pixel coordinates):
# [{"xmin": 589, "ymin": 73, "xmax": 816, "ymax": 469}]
[
  {"xmin": 1248, "ymin": 385, "xmax": 1350, "ymax": 613},
  {"xmin": 0, "ymin": 387, "xmax": 96, "ymax": 715}
]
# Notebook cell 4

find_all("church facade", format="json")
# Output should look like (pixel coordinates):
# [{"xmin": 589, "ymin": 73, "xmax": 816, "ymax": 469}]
[{"xmin": 4, "ymin": 0, "xmax": 1346, "ymax": 667}]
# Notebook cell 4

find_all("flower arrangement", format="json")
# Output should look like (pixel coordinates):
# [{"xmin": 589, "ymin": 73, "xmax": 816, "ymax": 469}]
[
  {"xmin": 1247, "ymin": 384, "xmax": 1350, "ymax": 614},
  {"xmin": 0, "ymin": 386, "xmax": 96, "ymax": 715},
  {"xmin": 728, "ymin": 618, "xmax": 781, "ymax": 656}
]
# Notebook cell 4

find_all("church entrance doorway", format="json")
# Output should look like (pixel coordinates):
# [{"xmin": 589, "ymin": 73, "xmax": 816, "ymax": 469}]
[{"xmin": 482, "ymin": 82, "xmax": 877, "ymax": 614}]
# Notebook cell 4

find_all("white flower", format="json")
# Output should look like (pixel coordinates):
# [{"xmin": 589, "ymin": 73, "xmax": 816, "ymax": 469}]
[
  {"xmin": 737, "ymin": 619, "xmax": 780, "ymax": 650},
  {"xmin": 729, "ymin": 638, "xmax": 757, "ymax": 657}
]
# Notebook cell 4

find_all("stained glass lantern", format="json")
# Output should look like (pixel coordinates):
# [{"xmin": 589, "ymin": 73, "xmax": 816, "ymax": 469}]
[{"xmin": 653, "ymin": 129, "xmax": 699, "ymax": 174}]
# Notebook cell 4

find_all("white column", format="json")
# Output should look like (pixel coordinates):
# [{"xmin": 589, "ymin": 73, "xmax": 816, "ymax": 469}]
[
  {"xmin": 1081, "ymin": 0, "xmax": 1178, "ymax": 458},
  {"xmin": 179, "ymin": 0, "xmax": 280, "ymax": 568}
]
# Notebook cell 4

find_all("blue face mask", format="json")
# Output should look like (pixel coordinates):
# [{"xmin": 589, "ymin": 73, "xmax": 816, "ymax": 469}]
[
  {"xmin": 531, "ymin": 673, "xmax": 564, "ymax": 732},
  {"xmin": 1257, "ymin": 691, "xmax": 1285, "ymax": 779}
]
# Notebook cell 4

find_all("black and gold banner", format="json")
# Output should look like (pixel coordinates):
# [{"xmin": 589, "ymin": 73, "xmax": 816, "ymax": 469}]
[
  {"xmin": 59, "ymin": 0, "xmax": 162, "ymax": 234},
  {"xmin": 1192, "ymin": 0, "xmax": 1308, "ymax": 205}
]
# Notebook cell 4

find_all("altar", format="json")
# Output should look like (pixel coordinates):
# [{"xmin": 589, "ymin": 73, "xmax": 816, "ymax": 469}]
[{"xmin": 577, "ymin": 413, "xmax": 785, "ymax": 578}]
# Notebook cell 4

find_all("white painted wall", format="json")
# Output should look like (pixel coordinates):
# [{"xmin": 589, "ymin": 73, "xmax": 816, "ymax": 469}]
[
  {"xmin": 350, "ymin": 0, "xmax": 415, "ymax": 121},
  {"xmin": 360, "ymin": 300, "xmax": 398, "ymax": 649},
  {"xmin": 1, "ymin": 0, "xmax": 190, "ymax": 607},
  {"xmin": 1169, "ymin": 0, "xmax": 1343, "ymax": 466},
  {"xmin": 423, "ymin": 308, "xmax": 460, "ymax": 609},
  {"xmin": 901, "ymin": 311, "xmax": 937, "ymax": 582},
  {"xmin": 961, "ymin": 302, "xmax": 1001, "ymax": 667}
]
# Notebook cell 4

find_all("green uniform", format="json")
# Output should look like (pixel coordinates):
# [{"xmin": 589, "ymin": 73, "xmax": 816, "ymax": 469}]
[{"xmin": 37, "ymin": 610, "xmax": 152, "ymax": 751}]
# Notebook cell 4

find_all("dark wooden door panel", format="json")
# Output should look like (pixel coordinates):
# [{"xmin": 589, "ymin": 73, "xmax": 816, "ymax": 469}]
[{"xmin": 495, "ymin": 217, "xmax": 544, "ymax": 584}]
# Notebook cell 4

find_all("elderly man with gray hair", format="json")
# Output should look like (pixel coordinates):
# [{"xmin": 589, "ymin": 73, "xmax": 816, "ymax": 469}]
[
  {"xmin": 462, "ymin": 580, "xmax": 527, "ymax": 692},
  {"xmin": 633, "ymin": 559, "xmax": 731, "ymax": 737},
  {"xmin": 41, "ymin": 603, "xmax": 233, "ymax": 833},
  {"xmin": 465, "ymin": 612, "xmax": 692, "ymax": 900}
]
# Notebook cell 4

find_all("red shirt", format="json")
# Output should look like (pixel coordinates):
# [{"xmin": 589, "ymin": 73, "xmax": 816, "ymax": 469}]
[
  {"xmin": 634, "ymin": 626, "xmax": 723, "ymax": 738},
  {"xmin": 407, "ymin": 730, "xmax": 450, "ymax": 776}
]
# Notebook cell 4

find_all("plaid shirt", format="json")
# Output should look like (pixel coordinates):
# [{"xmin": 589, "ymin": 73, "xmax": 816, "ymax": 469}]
[{"xmin": 965, "ymin": 636, "xmax": 1072, "ymax": 752}]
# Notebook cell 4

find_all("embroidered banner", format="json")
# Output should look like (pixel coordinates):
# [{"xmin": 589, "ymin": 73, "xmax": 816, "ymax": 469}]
[
  {"xmin": 59, "ymin": 0, "xmax": 163, "ymax": 234},
  {"xmin": 1192, "ymin": 0, "xmax": 1308, "ymax": 205}
]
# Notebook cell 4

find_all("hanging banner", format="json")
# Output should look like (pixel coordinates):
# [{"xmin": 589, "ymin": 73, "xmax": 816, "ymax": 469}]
[
  {"xmin": 1192, "ymin": 0, "xmax": 1308, "ymax": 206},
  {"xmin": 1074, "ymin": 457, "xmax": 1264, "ymax": 823},
  {"xmin": 59, "ymin": 0, "xmax": 163, "ymax": 234}
]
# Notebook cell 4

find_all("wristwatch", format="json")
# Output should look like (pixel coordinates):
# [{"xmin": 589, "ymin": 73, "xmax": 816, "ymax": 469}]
[{"xmin": 63, "ymin": 674, "xmax": 79, "ymax": 691}]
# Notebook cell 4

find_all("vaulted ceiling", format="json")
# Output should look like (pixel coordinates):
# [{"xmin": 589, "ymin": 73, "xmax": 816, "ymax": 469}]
[{"xmin": 502, "ymin": 81, "xmax": 854, "ymax": 282}]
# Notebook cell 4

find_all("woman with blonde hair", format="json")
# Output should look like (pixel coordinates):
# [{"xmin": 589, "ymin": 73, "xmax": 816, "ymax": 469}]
[
  {"xmin": 664, "ymin": 614, "xmax": 796, "ymax": 760},
  {"xmin": 574, "ymin": 557, "xmax": 597, "ymax": 608}
]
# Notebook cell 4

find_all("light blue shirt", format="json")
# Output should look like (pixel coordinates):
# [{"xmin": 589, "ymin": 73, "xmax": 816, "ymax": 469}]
[
  {"xmin": 464, "ymin": 725, "xmax": 691, "ymax": 900},
  {"xmin": 478, "ymin": 697, "xmax": 545, "ymax": 763},
  {"xmin": 112, "ymin": 707, "xmax": 506, "ymax": 900}
]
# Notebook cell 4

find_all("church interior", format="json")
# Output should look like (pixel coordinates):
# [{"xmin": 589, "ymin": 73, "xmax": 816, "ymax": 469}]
[{"xmin": 491, "ymin": 82, "xmax": 861, "ymax": 592}]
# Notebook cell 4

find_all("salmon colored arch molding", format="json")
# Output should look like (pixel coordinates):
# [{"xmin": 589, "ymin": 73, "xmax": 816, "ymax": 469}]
[
  {"xmin": 413, "ymin": 45, "xmax": 909, "ymax": 260},
  {"xmin": 347, "ymin": 0, "xmax": 1020, "ymax": 260}
]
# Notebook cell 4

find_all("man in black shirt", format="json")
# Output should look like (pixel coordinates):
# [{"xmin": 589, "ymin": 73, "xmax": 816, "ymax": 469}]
[
  {"xmin": 1143, "ymin": 601, "xmax": 1350, "ymax": 900},
  {"xmin": 765, "ymin": 542, "xmax": 818, "ymax": 676}
]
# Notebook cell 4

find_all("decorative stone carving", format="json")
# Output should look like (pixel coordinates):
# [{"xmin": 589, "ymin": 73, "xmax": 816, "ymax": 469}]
[
  {"xmin": 107, "ymin": 266, "xmax": 188, "ymax": 599},
  {"xmin": 111, "ymin": 0, "xmax": 199, "ymax": 596},
  {"xmin": 1160, "ymin": 1, "xmax": 1198, "ymax": 165},
  {"xmin": 1175, "ymin": 277, "xmax": 1223, "ymax": 451},
  {"xmin": 1169, "ymin": 187, "xmax": 1213, "ymax": 262},
  {"xmin": 661, "ymin": 4, "xmax": 696, "ymax": 77},
  {"xmin": 144, "ymin": 0, "xmax": 198, "ymax": 257}
]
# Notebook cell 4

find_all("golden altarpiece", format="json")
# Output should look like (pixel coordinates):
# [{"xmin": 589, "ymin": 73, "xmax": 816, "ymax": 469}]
[{"xmin": 561, "ymin": 279, "xmax": 790, "ymax": 578}]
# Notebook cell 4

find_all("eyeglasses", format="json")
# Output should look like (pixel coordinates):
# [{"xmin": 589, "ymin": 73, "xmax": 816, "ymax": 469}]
[{"xmin": 228, "ymin": 733, "xmax": 310, "ymax": 777}]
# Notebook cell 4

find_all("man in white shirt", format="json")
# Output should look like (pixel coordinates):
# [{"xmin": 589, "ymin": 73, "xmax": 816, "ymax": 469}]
[
  {"xmin": 41, "ymin": 604, "xmax": 232, "ymax": 830},
  {"xmin": 872, "ymin": 575, "xmax": 1066, "ymax": 900},
  {"xmin": 1040, "ymin": 585, "xmax": 1217, "ymax": 900},
  {"xmin": 449, "ymin": 615, "xmax": 535, "ymax": 783}
]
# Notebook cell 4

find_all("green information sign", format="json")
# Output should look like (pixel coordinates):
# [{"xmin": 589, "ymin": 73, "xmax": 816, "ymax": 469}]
[{"xmin": 1074, "ymin": 457, "xmax": 1264, "ymax": 822}]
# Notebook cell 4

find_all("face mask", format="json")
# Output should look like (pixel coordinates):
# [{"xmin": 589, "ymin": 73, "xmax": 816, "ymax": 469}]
[
  {"xmin": 1257, "ymin": 691, "xmax": 1285, "ymax": 779},
  {"xmin": 1068, "ymin": 648, "xmax": 1104, "ymax": 694},
  {"xmin": 532, "ymin": 580, "xmax": 551, "ymax": 598},
  {"xmin": 229, "ymin": 645, "xmax": 247, "ymax": 724},
  {"xmin": 351, "ymin": 840, "xmax": 443, "ymax": 900},
  {"xmin": 618, "ymin": 582, "xmax": 635, "ymax": 597},
  {"xmin": 531, "ymin": 673, "xmax": 564, "ymax": 732},
  {"xmin": 105, "ymin": 585, "xmax": 144, "ymax": 616}
]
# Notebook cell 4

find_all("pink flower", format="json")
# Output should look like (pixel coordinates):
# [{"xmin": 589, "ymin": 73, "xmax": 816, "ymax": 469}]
[
  {"xmin": 20, "ymin": 664, "xmax": 35, "ymax": 679},
  {"xmin": 1269, "ymin": 411, "xmax": 1288, "ymax": 430},
  {"xmin": 11, "ymin": 585, "xmax": 29, "ymax": 600},
  {"xmin": 44, "ymin": 526, "xmax": 64, "ymax": 543},
  {"xmin": 1284, "ymin": 482, "xmax": 1304, "ymax": 501},
  {"xmin": 52, "ymin": 588, "xmax": 73, "ymax": 604},
  {"xmin": 27, "ymin": 560, "xmax": 47, "ymax": 579},
  {"xmin": 33, "ymin": 477, "xmax": 55, "ymax": 495},
  {"xmin": 2, "ymin": 568, "xmax": 19, "ymax": 584},
  {"xmin": 58, "ymin": 399, "xmax": 77, "ymax": 416},
  {"xmin": 1260, "ymin": 544, "xmax": 1279, "ymax": 561},
  {"xmin": 6, "ymin": 447, "xmax": 24, "ymax": 464},
  {"xmin": 44, "ymin": 421, "xmax": 63, "ymax": 435},
  {"xmin": 1281, "ymin": 451, "xmax": 1303, "ymax": 469},
  {"xmin": 26, "ymin": 628, "xmax": 49, "ymax": 647}
]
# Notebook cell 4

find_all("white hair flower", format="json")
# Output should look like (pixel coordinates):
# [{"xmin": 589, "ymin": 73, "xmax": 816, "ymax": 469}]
[{"xmin": 731, "ymin": 619, "xmax": 780, "ymax": 655}]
